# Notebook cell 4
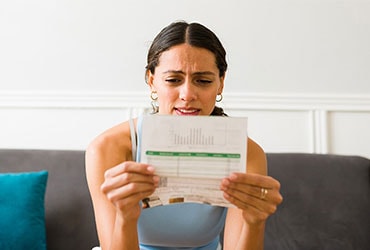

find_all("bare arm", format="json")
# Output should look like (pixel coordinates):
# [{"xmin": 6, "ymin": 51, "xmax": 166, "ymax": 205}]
[
  {"xmin": 221, "ymin": 138, "xmax": 283, "ymax": 250},
  {"xmin": 85, "ymin": 122, "xmax": 158, "ymax": 250}
]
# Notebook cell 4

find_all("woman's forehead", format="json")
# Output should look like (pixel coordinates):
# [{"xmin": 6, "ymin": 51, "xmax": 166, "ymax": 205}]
[{"xmin": 157, "ymin": 44, "xmax": 218, "ymax": 73}]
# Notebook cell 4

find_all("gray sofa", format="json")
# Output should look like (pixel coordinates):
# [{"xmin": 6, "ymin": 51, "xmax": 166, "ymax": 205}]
[
  {"xmin": 265, "ymin": 153, "xmax": 370, "ymax": 250},
  {"xmin": 0, "ymin": 149, "xmax": 369, "ymax": 249},
  {"xmin": 0, "ymin": 150, "xmax": 99, "ymax": 250}
]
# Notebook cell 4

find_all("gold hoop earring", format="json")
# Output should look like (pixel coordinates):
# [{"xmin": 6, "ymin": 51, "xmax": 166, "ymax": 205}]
[
  {"xmin": 150, "ymin": 91, "xmax": 158, "ymax": 101},
  {"xmin": 150, "ymin": 91, "xmax": 159, "ymax": 113},
  {"xmin": 216, "ymin": 93, "xmax": 223, "ymax": 102}
]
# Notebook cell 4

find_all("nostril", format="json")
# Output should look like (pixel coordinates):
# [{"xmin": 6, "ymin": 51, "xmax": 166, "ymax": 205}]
[{"xmin": 179, "ymin": 88, "xmax": 196, "ymax": 102}]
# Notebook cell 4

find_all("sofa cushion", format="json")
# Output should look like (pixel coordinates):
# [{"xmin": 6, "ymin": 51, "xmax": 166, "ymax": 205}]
[
  {"xmin": 0, "ymin": 170, "xmax": 48, "ymax": 250},
  {"xmin": 265, "ymin": 153, "xmax": 370, "ymax": 250},
  {"xmin": 0, "ymin": 149, "xmax": 99, "ymax": 249}
]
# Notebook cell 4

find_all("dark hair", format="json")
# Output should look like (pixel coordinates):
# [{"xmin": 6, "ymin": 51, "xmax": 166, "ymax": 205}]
[
  {"xmin": 146, "ymin": 21, "xmax": 228, "ymax": 116},
  {"xmin": 146, "ymin": 21, "xmax": 227, "ymax": 78}
]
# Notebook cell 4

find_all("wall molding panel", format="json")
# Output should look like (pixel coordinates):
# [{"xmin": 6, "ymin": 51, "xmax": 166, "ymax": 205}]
[
  {"xmin": 2, "ymin": 92, "xmax": 370, "ymax": 110},
  {"xmin": 1, "ymin": 91, "xmax": 369, "ymax": 158}
]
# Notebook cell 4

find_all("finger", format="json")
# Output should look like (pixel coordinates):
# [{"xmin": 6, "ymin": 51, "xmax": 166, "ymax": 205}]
[
  {"xmin": 223, "ymin": 189, "xmax": 277, "ymax": 215},
  {"xmin": 115, "ymin": 190, "xmax": 156, "ymax": 211},
  {"xmin": 220, "ymin": 178, "xmax": 264, "ymax": 200},
  {"xmin": 105, "ymin": 181, "xmax": 156, "ymax": 203},
  {"xmin": 102, "ymin": 173, "xmax": 159, "ymax": 193},
  {"xmin": 222, "ymin": 179, "xmax": 282, "ymax": 205},
  {"xmin": 227, "ymin": 172, "xmax": 281, "ymax": 190},
  {"xmin": 105, "ymin": 161, "xmax": 155, "ymax": 178},
  {"xmin": 226, "ymin": 193, "xmax": 276, "ymax": 224}
]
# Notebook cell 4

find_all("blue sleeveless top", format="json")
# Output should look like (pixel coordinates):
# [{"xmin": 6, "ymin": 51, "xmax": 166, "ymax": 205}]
[{"xmin": 130, "ymin": 116, "xmax": 227, "ymax": 249}]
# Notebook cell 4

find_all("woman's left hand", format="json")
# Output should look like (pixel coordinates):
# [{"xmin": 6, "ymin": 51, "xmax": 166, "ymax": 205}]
[{"xmin": 220, "ymin": 173, "xmax": 283, "ymax": 225}]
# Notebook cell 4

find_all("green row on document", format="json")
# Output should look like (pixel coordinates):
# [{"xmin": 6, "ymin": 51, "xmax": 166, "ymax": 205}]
[{"xmin": 145, "ymin": 151, "xmax": 240, "ymax": 158}]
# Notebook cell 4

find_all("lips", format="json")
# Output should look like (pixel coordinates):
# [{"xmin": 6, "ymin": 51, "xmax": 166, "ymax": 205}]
[{"xmin": 175, "ymin": 108, "xmax": 200, "ymax": 116}]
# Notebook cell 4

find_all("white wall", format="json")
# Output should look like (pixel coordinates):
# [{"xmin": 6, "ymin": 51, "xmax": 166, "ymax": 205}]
[
  {"xmin": 1, "ymin": 0, "xmax": 369, "ymax": 158},
  {"xmin": 1, "ymin": 0, "xmax": 369, "ymax": 94},
  {"xmin": 1, "ymin": 92, "xmax": 369, "ymax": 159}
]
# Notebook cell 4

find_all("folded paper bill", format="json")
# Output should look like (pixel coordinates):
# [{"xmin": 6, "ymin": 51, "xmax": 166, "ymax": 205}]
[{"xmin": 138, "ymin": 115, "xmax": 247, "ymax": 207}]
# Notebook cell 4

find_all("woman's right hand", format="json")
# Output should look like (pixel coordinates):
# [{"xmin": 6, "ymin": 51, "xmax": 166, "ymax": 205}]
[{"xmin": 100, "ymin": 161, "xmax": 158, "ymax": 222}]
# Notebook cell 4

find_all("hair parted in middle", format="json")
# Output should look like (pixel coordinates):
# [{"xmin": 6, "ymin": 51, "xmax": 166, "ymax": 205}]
[
  {"xmin": 145, "ymin": 21, "xmax": 228, "ymax": 79},
  {"xmin": 145, "ymin": 21, "xmax": 228, "ymax": 116}
]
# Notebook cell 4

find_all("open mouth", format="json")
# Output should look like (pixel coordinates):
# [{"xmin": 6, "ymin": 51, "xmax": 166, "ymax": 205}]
[{"xmin": 175, "ymin": 108, "xmax": 200, "ymax": 116}]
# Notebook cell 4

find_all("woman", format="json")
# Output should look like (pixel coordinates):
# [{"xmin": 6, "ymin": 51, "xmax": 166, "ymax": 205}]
[{"xmin": 86, "ymin": 21, "xmax": 283, "ymax": 250}]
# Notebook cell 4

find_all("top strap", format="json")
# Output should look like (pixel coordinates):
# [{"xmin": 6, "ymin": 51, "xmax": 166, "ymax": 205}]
[{"xmin": 129, "ymin": 118, "xmax": 137, "ymax": 161}]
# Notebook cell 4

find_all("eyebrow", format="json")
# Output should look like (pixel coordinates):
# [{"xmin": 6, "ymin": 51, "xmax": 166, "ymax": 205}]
[{"xmin": 162, "ymin": 70, "xmax": 216, "ymax": 76}]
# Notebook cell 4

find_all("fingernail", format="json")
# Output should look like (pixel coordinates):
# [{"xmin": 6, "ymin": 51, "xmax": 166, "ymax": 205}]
[
  {"xmin": 223, "ymin": 179, "xmax": 230, "ymax": 186},
  {"xmin": 153, "ymin": 175, "xmax": 160, "ymax": 182},
  {"xmin": 230, "ymin": 173, "xmax": 237, "ymax": 180},
  {"xmin": 147, "ymin": 165, "xmax": 155, "ymax": 172}
]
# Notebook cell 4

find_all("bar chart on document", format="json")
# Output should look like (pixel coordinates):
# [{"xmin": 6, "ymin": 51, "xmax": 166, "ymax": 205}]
[
  {"xmin": 173, "ymin": 127, "xmax": 214, "ymax": 145},
  {"xmin": 140, "ymin": 115, "xmax": 248, "ymax": 179}
]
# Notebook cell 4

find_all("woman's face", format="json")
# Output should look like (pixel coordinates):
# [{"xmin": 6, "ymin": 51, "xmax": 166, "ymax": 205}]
[{"xmin": 147, "ymin": 43, "xmax": 224, "ymax": 116}]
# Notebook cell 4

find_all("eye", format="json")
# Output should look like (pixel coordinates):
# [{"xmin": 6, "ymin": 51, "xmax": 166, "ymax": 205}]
[
  {"xmin": 196, "ymin": 79, "xmax": 213, "ymax": 85},
  {"xmin": 165, "ymin": 78, "xmax": 182, "ymax": 84}
]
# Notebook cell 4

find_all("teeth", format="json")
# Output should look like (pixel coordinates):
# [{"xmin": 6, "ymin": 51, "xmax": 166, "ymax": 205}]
[{"xmin": 178, "ymin": 109, "xmax": 197, "ymax": 113}]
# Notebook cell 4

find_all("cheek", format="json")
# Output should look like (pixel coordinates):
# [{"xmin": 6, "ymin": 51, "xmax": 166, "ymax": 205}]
[
  {"xmin": 158, "ymin": 89, "xmax": 176, "ymax": 101},
  {"xmin": 200, "ymin": 93, "xmax": 217, "ymax": 113},
  {"xmin": 202, "ymin": 91, "xmax": 217, "ymax": 103},
  {"xmin": 157, "ymin": 89, "xmax": 178, "ymax": 107}
]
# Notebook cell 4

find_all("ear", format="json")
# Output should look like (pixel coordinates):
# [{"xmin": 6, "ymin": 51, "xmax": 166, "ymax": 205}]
[
  {"xmin": 146, "ymin": 70, "xmax": 156, "ymax": 91},
  {"xmin": 218, "ymin": 75, "xmax": 225, "ymax": 94}
]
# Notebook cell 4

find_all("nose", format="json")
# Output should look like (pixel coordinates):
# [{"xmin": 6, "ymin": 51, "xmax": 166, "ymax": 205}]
[{"xmin": 179, "ymin": 81, "xmax": 196, "ymax": 102}]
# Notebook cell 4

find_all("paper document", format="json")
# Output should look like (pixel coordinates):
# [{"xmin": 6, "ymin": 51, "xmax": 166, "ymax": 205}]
[{"xmin": 138, "ymin": 115, "xmax": 247, "ymax": 207}]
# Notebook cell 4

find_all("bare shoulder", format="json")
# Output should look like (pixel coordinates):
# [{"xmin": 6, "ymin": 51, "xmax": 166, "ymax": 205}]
[
  {"xmin": 85, "ymin": 119, "xmax": 135, "ymax": 173},
  {"xmin": 246, "ymin": 137, "xmax": 267, "ymax": 175}
]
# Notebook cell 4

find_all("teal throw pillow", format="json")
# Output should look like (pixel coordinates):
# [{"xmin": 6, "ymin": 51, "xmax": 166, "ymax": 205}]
[{"xmin": 0, "ymin": 171, "xmax": 48, "ymax": 250}]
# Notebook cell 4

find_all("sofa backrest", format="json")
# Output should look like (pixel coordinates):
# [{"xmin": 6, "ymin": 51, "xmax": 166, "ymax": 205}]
[
  {"xmin": 265, "ymin": 153, "xmax": 370, "ymax": 250},
  {"xmin": 2, "ymin": 150, "xmax": 369, "ymax": 249},
  {"xmin": 0, "ymin": 149, "xmax": 99, "ymax": 250}
]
